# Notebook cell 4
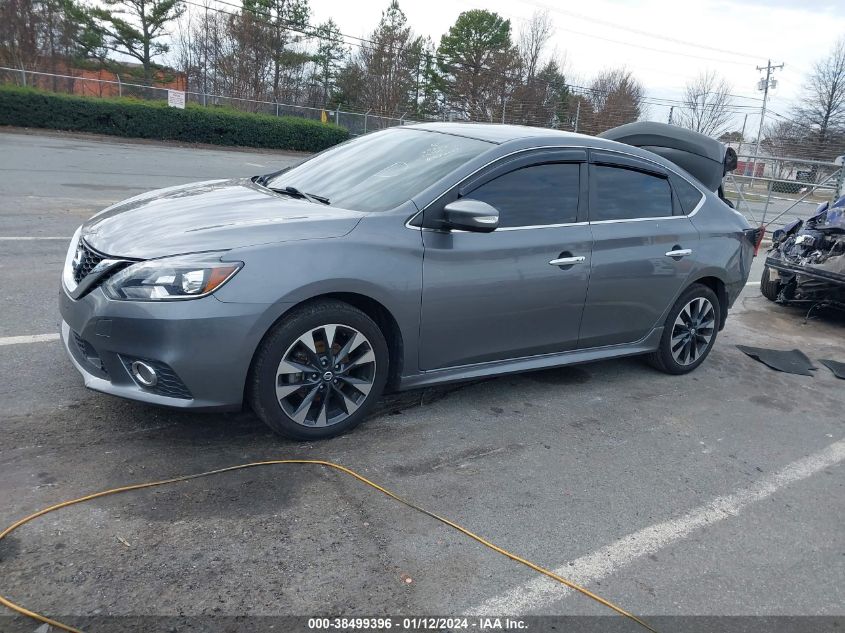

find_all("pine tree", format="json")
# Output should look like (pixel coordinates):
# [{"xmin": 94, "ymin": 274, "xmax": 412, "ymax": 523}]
[
  {"xmin": 436, "ymin": 10, "xmax": 518, "ymax": 121},
  {"xmin": 91, "ymin": 0, "xmax": 184, "ymax": 83}
]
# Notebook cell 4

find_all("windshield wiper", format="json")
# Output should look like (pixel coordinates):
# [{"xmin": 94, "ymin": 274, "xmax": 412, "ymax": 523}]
[
  {"xmin": 269, "ymin": 185, "xmax": 330, "ymax": 206},
  {"xmin": 254, "ymin": 165, "xmax": 292, "ymax": 187}
]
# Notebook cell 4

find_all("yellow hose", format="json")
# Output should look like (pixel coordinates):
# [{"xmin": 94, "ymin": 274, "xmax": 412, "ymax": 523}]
[{"xmin": 0, "ymin": 459, "xmax": 657, "ymax": 633}]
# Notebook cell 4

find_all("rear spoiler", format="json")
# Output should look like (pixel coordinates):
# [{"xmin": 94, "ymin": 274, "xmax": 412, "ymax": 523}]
[{"xmin": 598, "ymin": 122, "xmax": 737, "ymax": 194}]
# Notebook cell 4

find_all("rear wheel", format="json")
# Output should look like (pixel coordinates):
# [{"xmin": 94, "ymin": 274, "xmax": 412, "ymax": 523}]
[
  {"xmin": 249, "ymin": 300, "xmax": 389, "ymax": 440},
  {"xmin": 760, "ymin": 266, "xmax": 781, "ymax": 301},
  {"xmin": 647, "ymin": 284, "xmax": 720, "ymax": 375}
]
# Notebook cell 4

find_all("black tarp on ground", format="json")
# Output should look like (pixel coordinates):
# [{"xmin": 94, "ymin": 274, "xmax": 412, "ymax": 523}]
[
  {"xmin": 736, "ymin": 345, "xmax": 818, "ymax": 376},
  {"xmin": 819, "ymin": 359, "xmax": 845, "ymax": 379}
]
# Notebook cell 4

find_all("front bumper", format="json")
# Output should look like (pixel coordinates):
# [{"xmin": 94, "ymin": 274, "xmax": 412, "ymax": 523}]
[
  {"xmin": 765, "ymin": 256, "xmax": 845, "ymax": 286},
  {"xmin": 60, "ymin": 286, "xmax": 283, "ymax": 411},
  {"xmin": 764, "ymin": 255, "xmax": 845, "ymax": 306}
]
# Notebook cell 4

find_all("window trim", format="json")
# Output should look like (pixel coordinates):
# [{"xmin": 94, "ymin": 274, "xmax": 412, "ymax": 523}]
[
  {"xmin": 462, "ymin": 161, "xmax": 584, "ymax": 229},
  {"xmin": 406, "ymin": 145, "xmax": 707, "ymax": 229},
  {"xmin": 590, "ymin": 149, "xmax": 708, "ymax": 220},
  {"xmin": 416, "ymin": 148, "xmax": 587, "ymax": 231},
  {"xmin": 458, "ymin": 148, "xmax": 587, "ymax": 196},
  {"xmin": 590, "ymin": 150, "xmax": 669, "ymax": 179},
  {"xmin": 587, "ymin": 152, "xmax": 697, "ymax": 224},
  {"xmin": 669, "ymin": 173, "xmax": 705, "ymax": 216}
]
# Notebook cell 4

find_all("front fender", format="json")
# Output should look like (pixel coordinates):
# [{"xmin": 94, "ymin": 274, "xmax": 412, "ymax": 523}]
[{"xmin": 214, "ymin": 210, "xmax": 424, "ymax": 374}]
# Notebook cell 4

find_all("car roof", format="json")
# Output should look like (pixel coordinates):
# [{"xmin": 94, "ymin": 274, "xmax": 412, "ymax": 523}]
[
  {"xmin": 404, "ymin": 122, "xmax": 697, "ymax": 181},
  {"xmin": 407, "ymin": 121, "xmax": 584, "ymax": 144}
]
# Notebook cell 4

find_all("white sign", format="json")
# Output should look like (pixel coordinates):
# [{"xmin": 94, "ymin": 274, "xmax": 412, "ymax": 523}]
[{"xmin": 167, "ymin": 90, "xmax": 186, "ymax": 109}]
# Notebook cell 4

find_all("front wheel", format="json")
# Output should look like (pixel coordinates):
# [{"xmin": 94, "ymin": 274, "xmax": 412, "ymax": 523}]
[
  {"xmin": 249, "ymin": 300, "xmax": 389, "ymax": 440},
  {"xmin": 647, "ymin": 284, "xmax": 720, "ymax": 375},
  {"xmin": 760, "ymin": 266, "xmax": 781, "ymax": 301}
]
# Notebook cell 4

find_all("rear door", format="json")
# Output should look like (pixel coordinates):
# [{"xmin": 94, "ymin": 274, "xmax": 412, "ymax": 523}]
[
  {"xmin": 578, "ymin": 151, "xmax": 699, "ymax": 348},
  {"xmin": 419, "ymin": 150, "xmax": 592, "ymax": 370}
]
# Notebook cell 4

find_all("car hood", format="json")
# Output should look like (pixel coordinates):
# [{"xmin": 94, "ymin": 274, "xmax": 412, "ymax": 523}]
[{"xmin": 82, "ymin": 178, "xmax": 365, "ymax": 259}]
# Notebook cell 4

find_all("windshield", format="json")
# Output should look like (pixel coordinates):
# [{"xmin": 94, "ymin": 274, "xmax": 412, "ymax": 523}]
[{"xmin": 266, "ymin": 128, "xmax": 493, "ymax": 212}]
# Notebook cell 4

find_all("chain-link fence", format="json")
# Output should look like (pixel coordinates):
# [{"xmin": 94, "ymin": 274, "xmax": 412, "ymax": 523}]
[
  {"xmin": 4, "ymin": 65, "xmax": 844, "ymax": 225},
  {"xmin": 723, "ymin": 154, "xmax": 843, "ymax": 233},
  {"xmin": 0, "ymin": 66, "xmax": 414, "ymax": 135}
]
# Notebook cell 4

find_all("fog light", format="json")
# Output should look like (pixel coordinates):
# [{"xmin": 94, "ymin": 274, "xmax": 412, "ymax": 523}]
[{"xmin": 130, "ymin": 360, "xmax": 158, "ymax": 387}]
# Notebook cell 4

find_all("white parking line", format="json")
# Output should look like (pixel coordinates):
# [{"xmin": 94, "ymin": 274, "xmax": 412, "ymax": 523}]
[
  {"xmin": 0, "ymin": 236, "xmax": 69, "ymax": 241},
  {"xmin": 468, "ymin": 438, "xmax": 845, "ymax": 616},
  {"xmin": 0, "ymin": 333, "xmax": 60, "ymax": 346},
  {"xmin": 745, "ymin": 280, "xmax": 761, "ymax": 286}
]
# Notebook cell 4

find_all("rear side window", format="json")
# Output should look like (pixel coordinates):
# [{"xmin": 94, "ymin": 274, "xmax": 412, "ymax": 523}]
[
  {"xmin": 672, "ymin": 176, "xmax": 704, "ymax": 215},
  {"xmin": 591, "ymin": 165, "xmax": 673, "ymax": 221},
  {"xmin": 467, "ymin": 163, "xmax": 580, "ymax": 228}
]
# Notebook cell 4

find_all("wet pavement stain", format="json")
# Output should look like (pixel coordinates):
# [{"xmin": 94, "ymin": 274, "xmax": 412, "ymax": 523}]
[{"xmin": 528, "ymin": 366, "xmax": 592, "ymax": 385}]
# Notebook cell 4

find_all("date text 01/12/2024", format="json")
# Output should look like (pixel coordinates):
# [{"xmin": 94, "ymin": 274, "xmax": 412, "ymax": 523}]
[{"xmin": 307, "ymin": 617, "xmax": 528, "ymax": 630}]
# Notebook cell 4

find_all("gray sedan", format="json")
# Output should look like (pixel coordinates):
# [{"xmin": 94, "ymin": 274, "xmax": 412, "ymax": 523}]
[{"xmin": 60, "ymin": 122, "xmax": 756, "ymax": 439}]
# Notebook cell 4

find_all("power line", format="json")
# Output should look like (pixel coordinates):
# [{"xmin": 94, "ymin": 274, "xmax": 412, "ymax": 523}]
[
  {"xmin": 169, "ymin": 0, "xmax": 804, "ymax": 127},
  {"xmin": 542, "ymin": 24, "xmax": 749, "ymax": 67},
  {"xmin": 513, "ymin": 0, "xmax": 762, "ymax": 59},
  {"xmin": 184, "ymin": 0, "xmax": 753, "ymax": 99}
]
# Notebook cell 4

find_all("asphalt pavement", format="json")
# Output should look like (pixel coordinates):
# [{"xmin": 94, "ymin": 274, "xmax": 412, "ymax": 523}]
[{"xmin": 0, "ymin": 129, "xmax": 843, "ymax": 632}]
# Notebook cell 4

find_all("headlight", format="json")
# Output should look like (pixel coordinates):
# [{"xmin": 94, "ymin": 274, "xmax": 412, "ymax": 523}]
[{"xmin": 103, "ymin": 253, "xmax": 242, "ymax": 301}]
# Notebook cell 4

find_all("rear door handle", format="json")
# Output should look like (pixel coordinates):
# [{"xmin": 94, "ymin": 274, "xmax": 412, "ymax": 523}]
[
  {"xmin": 549, "ymin": 256, "xmax": 586, "ymax": 266},
  {"xmin": 665, "ymin": 248, "xmax": 692, "ymax": 258}
]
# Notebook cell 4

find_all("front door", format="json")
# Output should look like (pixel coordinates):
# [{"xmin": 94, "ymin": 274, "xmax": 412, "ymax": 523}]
[
  {"xmin": 419, "ymin": 157, "xmax": 592, "ymax": 370},
  {"xmin": 578, "ymin": 154, "xmax": 700, "ymax": 348}
]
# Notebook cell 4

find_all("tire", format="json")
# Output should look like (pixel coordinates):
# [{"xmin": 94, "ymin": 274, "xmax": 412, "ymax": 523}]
[
  {"xmin": 647, "ymin": 284, "xmax": 721, "ymax": 375},
  {"xmin": 760, "ymin": 266, "xmax": 781, "ymax": 302},
  {"xmin": 249, "ymin": 300, "xmax": 389, "ymax": 440}
]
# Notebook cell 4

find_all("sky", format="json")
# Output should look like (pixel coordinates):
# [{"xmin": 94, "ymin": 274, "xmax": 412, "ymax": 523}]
[{"xmin": 306, "ymin": 0, "xmax": 845, "ymax": 136}]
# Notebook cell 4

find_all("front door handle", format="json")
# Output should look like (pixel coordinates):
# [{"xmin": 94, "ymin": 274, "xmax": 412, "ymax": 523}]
[
  {"xmin": 665, "ymin": 248, "xmax": 692, "ymax": 258},
  {"xmin": 549, "ymin": 256, "xmax": 586, "ymax": 266}
]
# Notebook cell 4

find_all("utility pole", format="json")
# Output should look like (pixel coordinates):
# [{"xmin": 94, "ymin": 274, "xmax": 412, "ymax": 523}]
[
  {"xmin": 737, "ymin": 113, "xmax": 748, "ymax": 157},
  {"xmin": 573, "ymin": 100, "xmax": 580, "ymax": 133},
  {"xmin": 668, "ymin": 106, "xmax": 674, "ymax": 125},
  {"xmin": 751, "ymin": 60, "xmax": 784, "ymax": 186}
]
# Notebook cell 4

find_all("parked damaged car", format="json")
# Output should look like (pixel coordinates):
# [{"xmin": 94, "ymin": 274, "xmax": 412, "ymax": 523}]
[
  {"xmin": 762, "ymin": 195, "xmax": 845, "ymax": 308},
  {"xmin": 61, "ymin": 121, "xmax": 756, "ymax": 439}
]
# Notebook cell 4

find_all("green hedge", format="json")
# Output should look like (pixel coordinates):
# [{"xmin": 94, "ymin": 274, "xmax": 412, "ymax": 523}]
[{"xmin": 0, "ymin": 86, "xmax": 349, "ymax": 152}]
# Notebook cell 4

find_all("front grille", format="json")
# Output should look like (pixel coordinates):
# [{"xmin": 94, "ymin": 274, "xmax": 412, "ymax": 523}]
[
  {"xmin": 73, "ymin": 240, "xmax": 105, "ymax": 284},
  {"xmin": 120, "ymin": 357, "xmax": 193, "ymax": 400},
  {"xmin": 71, "ymin": 330, "xmax": 109, "ymax": 377}
]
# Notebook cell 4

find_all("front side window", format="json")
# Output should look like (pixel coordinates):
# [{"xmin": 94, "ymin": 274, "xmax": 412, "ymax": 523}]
[
  {"xmin": 467, "ymin": 163, "xmax": 580, "ymax": 228},
  {"xmin": 266, "ymin": 128, "xmax": 493, "ymax": 212},
  {"xmin": 591, "ymin": 165, "xmax": 673, "ymax": 221}
]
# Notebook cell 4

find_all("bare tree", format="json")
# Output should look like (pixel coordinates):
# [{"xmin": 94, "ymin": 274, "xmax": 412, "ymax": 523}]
[
  {"xmin": 0, "ymin": 0, "xmax": 102, "ymax": 75},
  {"xmin": 518, "ymin": 9, "xmax": 552, "ymax": 83},
  {"xmin": 306, "ymin": 19, "xmax": 347, "ymax": 107},
  {"xmin": 792, "ymin": 37, "xmax": 845, "ymax": 160},
  {"xmin": 174, "ymin": 5, "xmax": 235, "ymax": 99},
  {"xmin": 243, "ymin": 0, "xmax": 310, "ymax": 103},
  {"xmin": 507, "ymin": 11, "xmax": 561, "ymax": 126},
  {"xmin": 762, "ymin": 119, "xmax": 806, "ymax": 177},
  {"xmin": 343, "ymin": 1, "xmax": 422, "ymax": 115},
  {"xmin": 585, "ymin": 67, "xmax": 644, "ymax": 134},
  {"xmin": 676, "ymin": 70, "xmax": 734, "ymax": 137}
]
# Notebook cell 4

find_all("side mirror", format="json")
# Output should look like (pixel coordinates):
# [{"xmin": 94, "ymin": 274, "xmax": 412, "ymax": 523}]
[{"xmin": 443, "ymin": 199, "xmax": 499, "ymax": 233}]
